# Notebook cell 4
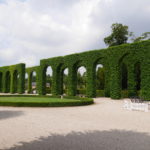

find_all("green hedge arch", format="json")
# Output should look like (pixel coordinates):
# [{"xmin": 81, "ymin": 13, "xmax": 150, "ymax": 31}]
[
  {"xmin": 0, "ymin": 40, "xmax": 150, "ymax": 100},
  {"xmin": 0, "ymin": 63, "xmax": 25, "ymax": 94}
]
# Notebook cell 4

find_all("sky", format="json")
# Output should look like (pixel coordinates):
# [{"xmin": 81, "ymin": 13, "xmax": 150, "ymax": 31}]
[{"xmin": 0, "ymin": 0, "xmax": 150, "ymax": 67}]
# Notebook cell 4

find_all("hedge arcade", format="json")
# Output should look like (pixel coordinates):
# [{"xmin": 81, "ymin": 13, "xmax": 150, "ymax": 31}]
[{"xmin": 0, "ymin": 40, "xmax": 150, "ymax": 100}]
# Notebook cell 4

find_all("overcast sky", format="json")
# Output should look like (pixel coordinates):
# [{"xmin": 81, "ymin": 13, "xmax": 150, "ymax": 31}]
[{"xmin": 0, "ymin": 0, "xmax": 149, "ymax": 67}]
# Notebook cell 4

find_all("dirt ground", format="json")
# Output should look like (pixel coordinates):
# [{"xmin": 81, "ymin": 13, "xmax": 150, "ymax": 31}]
[{"xmin": 0, "ymin": 98, "xmax": 150, "ymax": 150}]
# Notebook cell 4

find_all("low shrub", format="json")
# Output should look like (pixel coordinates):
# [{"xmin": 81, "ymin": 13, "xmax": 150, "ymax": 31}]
[
  {"xmin": 121, "ymin": 90, "xmax": 128, "ymax": 98},
  {"xmin": 77, "ymin": 89, "xmax": 86, "ymax": 95},
  {"xmin": 96, "ymin": 90, "xmax": 105, "ymax": 97},
  {"xmin": 0, "ymin": 96, "xmax": 94, "ymax": 107},
  {"xmin": 64, "ymin": 95, "xmax": 93, "ymax": 101}
]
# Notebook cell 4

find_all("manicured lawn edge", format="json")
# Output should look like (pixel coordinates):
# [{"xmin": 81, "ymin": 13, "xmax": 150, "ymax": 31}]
[
  {"xmin": 0, "ymin": 95, "xmax": 60, "ymax": 98},
  {"xmin": 0, "ymin": 95, "xmax": 94, "ymax": 107}
]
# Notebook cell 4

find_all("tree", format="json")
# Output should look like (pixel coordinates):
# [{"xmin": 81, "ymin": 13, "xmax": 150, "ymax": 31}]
[
  {"xmin": 104, "ymin": 23, "xmax": 131, "ymax": 47},
  {"xmin": 131, "ymin": 32, "xmax": 150, "ymax": 43}
]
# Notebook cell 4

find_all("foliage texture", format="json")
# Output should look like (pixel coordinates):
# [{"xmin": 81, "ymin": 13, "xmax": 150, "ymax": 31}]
[{"xmin": 0, "ymin": 40, "xmax": 150, "ymax": 100}]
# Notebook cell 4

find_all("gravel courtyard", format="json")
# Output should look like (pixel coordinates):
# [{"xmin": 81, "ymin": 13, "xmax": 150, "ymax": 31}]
[{"xmin": 0, "ymin": 98, "xmax": 150, "ymax": 150}]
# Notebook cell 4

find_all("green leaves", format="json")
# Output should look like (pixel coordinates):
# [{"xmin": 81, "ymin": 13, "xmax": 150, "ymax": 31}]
[
  {"xmin": 132, "ymin": 32, "xmax": 150, "ymax": 43},
  {"xmin": 0, "ymin": 39, "xmax": 150, "ymax": 100},
  {"xmin": 104, "ymin": 23, "xmax": 130, "ymax": 47}
]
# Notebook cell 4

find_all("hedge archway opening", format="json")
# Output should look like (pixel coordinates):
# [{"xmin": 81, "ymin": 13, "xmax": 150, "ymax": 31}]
[
  {"xmin": 117, "ymin": 53, "xmax": 129, "ymax": 98},
  {"xmin": 134, "ymin": 62, "xmax": 141, "ymax": 94},
  {"xmin": 25, "ymin": 73, "xmax": 28, "ymax": 93},
  {"xmin": 13, "ymin": 70, "xmax": 19, "ymax": 93},
  {"xmin": 5, "ymin": 71, "xmax": 11, "ymax": 93},
  {"xmin": 0, "ymin": 72, "xmax": 2, "ymax": 92},
  {"xmin": 121, "ymin": 63, "xmax": 128, "ymax": 90},
  {"xmin": 62, "ymin": 68, "xmax": 68, "ymax": 95},
  {"xmin": 120, "ymin": 63, "xmax": 128, "ymax": 97},
  {"xmin": 77, "ymin": 66, "xmax": 87, "ymax": 96},
  {"xmin": 46, "ymin": 66, "xmax": 53, "ymax": 95},
  {"xmin": 96, "ymin": 64, "xmax": 105, "ymax": 97},
  {"xmin": 31, "ymin": 71, "xmax": 36, "ymax": 94}
]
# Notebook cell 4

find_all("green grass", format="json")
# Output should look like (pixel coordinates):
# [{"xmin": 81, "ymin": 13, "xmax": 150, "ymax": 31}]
[{"xmin": 0, "ymin": 96, "xmax": 94, "ymax": 107}]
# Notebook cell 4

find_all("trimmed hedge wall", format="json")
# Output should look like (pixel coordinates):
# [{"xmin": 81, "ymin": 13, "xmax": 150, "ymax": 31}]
[
  {"xmin": 38, "ymin": 40, "xmax": 150, "ymax": 100},
  {"xmin": 0, "ymin": 40, "xmax": 150, "ymax": 100},
  {"xmin": 0, "ymin": 63, "xmax": 25, "ymax": 94}
]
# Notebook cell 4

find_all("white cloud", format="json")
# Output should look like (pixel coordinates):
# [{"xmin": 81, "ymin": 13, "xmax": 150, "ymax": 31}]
[
  {"xmin": 19, "ymin": 55, "xmax": 37, "ymax": 67},
  {"xmin": 0, "ymin": 0, "xmax": 149, "ymax": 67}
]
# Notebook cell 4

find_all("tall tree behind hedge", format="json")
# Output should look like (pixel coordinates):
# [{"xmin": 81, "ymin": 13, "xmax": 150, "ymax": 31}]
[
  {"xmin": 104, "ymin": 23, "xmax": 131, "ymax": 47},
  {"xmin": 132, "ymin": 32, "xmax": 150, "ymax": 42}
]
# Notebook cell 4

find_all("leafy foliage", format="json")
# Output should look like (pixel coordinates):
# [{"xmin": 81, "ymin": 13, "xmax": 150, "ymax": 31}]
[
  {"xmin": 0, "ymin": 96, "xmax": 94, "ymax": 107},
  {"xmin": 104, "ymin": 23, "xmax": 131, "ymax": 47},
  {"xmin": 132, "ymin": 32, "xmax": 150, "ymax": 42},
  {"xmin": 0, "ymin": 64, "xmax": 25, "ymax": 94},
  {"xmin": 0, "ymin": 40, "xmax": 150, "ymax": 100}
]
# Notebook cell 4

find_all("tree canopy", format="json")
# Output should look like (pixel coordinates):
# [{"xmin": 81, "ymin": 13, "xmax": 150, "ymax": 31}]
[
  {"xmin": 104, "ymin": 23, "xmax": 131, "ymax": 47},
  {"xmin": 104, "ymin": 23, "xmax": 150, "ymax": 47},
  {"xmin": 131, "ymin": 32, "xmax": 150, "ymax": 43}
]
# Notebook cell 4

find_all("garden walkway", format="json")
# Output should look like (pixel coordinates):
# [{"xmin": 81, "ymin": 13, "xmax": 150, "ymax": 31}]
[{"xmin": 0, "ymin": 98, "xmax": 150, "ymax": 150}]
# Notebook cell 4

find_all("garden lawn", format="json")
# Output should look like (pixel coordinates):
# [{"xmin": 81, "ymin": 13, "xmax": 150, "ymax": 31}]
[{"xmin": 0, "ymin": 96, "xmax": 93, "ymax": 107}]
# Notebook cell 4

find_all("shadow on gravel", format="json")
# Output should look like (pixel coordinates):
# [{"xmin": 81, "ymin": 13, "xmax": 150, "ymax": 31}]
[
  {"xmin": 0, "ymin": 110, "xmax": 24, "ymax": 120},
  {"xmin": 2, "ymin": 130, "xmax": 150, "ymax": 150}
]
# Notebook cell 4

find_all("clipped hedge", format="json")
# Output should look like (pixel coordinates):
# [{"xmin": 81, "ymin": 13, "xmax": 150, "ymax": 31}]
[
  {"xmin": 38, "ymin": 40, "xmax": 150, "ymax": 100},
  {"xmin": 0, "ymin": 94, "xmax": 61, "ymax": 98},
  {"xmin": 0, "ymin": 40, "xmax": 150, "ymax": 100},
  {"xmin": 0, "ymin": 95, "xmax": 94, "ymax": 107},
  {"xmin": 0, "ymin": 63, "xmax": 25, "ymax": 94}
]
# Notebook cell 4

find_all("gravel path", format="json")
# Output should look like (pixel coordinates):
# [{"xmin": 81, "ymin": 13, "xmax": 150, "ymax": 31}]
[{"xmin": 0, "ymin": 98, "xmax": 150, "ymax": 150}]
